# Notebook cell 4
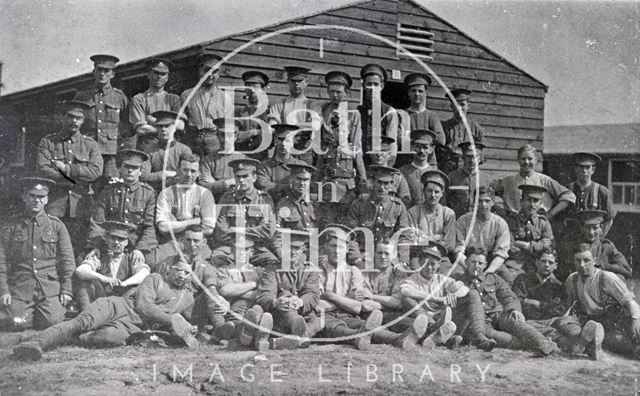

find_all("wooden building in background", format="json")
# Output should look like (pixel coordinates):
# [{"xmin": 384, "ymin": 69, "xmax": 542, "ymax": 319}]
[{"xmin": 0, "ymin": 0, "xmax": 546, "ymax": 181}]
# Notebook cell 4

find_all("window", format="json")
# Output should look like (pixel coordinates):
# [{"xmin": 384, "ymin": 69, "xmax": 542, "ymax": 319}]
[
  {"xmin": 610, "ymin": 159, "xmax": 640, "ymax": 212},
  {"xmin": 396, "ymin": 23, "xmax": 434, "ymax": 61}
]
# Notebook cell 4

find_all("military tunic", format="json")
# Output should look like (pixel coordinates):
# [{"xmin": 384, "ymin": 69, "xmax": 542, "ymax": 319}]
[
  {"xmin": 441, "ymin": 117, "xmax": 484, "ymax": 156},
  {"xmin": 345, "ymin": 196, "xmax": 411, "ymax": 243},
  {"xmin": 275, "ymin": 194, "xmax": 317, "ymax": 231},
  {"xmin": 235, "ymin": 103, "xmax": 270, "ymax": 161},
  {"xmin": 558, "ymin": 237, "xmax": 631, "ymax": 280},
  {"xmin": 399, "ymin": 162, "xmax": 436, "ymax": 207},
  {"xmin": 255, "ymin": 156, "xmax": 296, "ymax": 203},
  {"xmin": 199, "ymin": 151, "xmax": 248, "ymax": 200},
  {"xmin": 0, "ymin": 211, "xmax": 75, "ymax": 329},
  {"xmin": 90, "ymin": 180, "xmax": 157, "ymax": 252},
  {"xmin": 504, "ymin": 211, "xmax": 554, "ymax": 272},
  {"xmin": 140, "ymin": 140, "xmax": 193, "ymax": 192},
  {"xmin": 214, "ymin": 188, "xmax": 275, "ymax": 246},
  {"xmin": 446, "ymin": 167, "xmax": 491, "ymax": 217}
]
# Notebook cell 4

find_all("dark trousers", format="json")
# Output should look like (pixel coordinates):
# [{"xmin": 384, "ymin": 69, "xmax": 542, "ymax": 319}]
[{"xmin": 0, "ymin": 290, "xmax": 66, "ymax": 331}]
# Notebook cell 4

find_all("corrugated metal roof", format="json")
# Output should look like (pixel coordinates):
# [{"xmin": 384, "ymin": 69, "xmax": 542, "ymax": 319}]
[{"xmin": 544, "ymin": 123, "xmax": 640, "ymax": 155}]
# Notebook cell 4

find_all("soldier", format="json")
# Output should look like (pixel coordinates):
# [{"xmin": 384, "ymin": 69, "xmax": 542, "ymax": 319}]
[
  {"xmin": 490, "ymin": 144, "xmax": 575, "ymax": 219},
  {"xmin": 460, "ymin": 246, "xmax": 558, "ymax": 356},
  {"xmin": 155, "ymin": 154, "xmax": 216, "ymax": 245},
  {"xmin": 256, "ymin": 124, "xmax": 304, "ymax": 203},
  {"xmin": 407, "ymin": 170, "xmax": 456, "ymax": 265},
  {"xmin": 13, "ymin": 259, "xmax": 199, "ymax": 361},
  {"xmin": 454, "ymin": 186, "xmax": 512, "ymax": 283},
  {"xmin": 0, "ymin": 178, "xmax": 74, "ymax": 331},
  {"xmin": 36, "ymin": 100, "xmax": 103, "ymax": 248},
  {"xmin": 316, "ymin": 70, "xmax": 367, "ymax": 210},
  {"xmin": 236, "ymin": 70, "xmax": 271, "ymax": 161},
  {"xmin": 345, "ymin": 166, "xmax": 411, "ymax": 262},
  {"xmin": 401, "ymin": 73, "xmax": 445, "ymax": 167},
  {"xmin": 440, "ymin": 85, "xmax": 484, "ymax": 169},
  {"xmin": 399, "ymin": 129, "xmax": 439, "ymax": 207},
  {"xmin": 565, "ymin": 243, "xmax": 640, "ymax": 359},
  {"xmin": 255, "ymin": 230, "xmax": 322, "ymax": 349},
  {"xmin": 358, "ymin": 63, "xmax": 399, "ymax": 166},
  {"xmin": 513, "ymin": 247, "xmax": 605, "ymax": 360},
  {"xmin": 557, "ymin": 210, "xmax": 631, "ymax": 280},
  {"xmin": 503, "ymin": 184, "xmax": 554, "ymax": 276},
  {"xmin": 275, "ymin": 163, "xmax": 319, "ymax": 231},
  {"xmin": 180, "ymin": 52, "xmax": 232, "ymax": 157},
  {"xmin": 89, "ymin": 149, "xmax": 157, "ymax": 254},
  {"xmin": 140, "ymin": 110, "xmax": 193, "ymax": 192},
  {"xmin": 562, "ymin": 152, "xmax": 616, "ymax": 237},
  {"xmin": 129, "ymin": 58, "xmax": 182, "ymax": 152},
  {"xmin": 446, "ymin": 141, "xmax": 491, "ymax": 217},
  {"xmin": 73, "ymin": 54, "xmax": 129, "ymax": 178},
  {"xmin": 398, "ymin": 243, "xmax": 498, "ymax": 351},
  {"xmin": 198, "ymin": 118, "xmax": 248, "ymax": 201},
  {"xmin": 75, "ymin": 221, "xmax": 150, "ymax": 310},
  {"xmin": 364, "ymin": 135, "xmax": 411, "ymax": 207}
]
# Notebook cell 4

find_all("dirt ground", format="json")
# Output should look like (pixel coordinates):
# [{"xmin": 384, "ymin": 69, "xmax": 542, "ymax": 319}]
[{"xmin": 1, "ymin": 331, "xmax": 639, "ymax": 396}]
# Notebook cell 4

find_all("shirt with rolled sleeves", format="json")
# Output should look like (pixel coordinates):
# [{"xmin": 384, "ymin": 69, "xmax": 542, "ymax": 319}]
[
  {"xmin": 565, "ymin": 269, "xmax": 635, "ymax": 317},
  {"xmin": 396, "ymin": 273, "xmax": 468, "ymax": 316},
  {"xmin": 455, "ymin": 212, "xmax": 511, "ymax": 260},
  {"xmin": 461, "ymin": 272, "xmax": 521, "ymax": 316},
  {"xmin": 37, "ymin": 131, "xmax": 103, "ymax": 218},
  {"xmin": 180, "ymin": 85, "xmax": 231, "ymax": 130},
  {"xmin": 155, "ymin": 184, "xmax": 217, "ymax": 233},
  {"xmin": 0, "ymin": 211, "xmax": 75, "ymax": 300},
  {"xmin": 129, "ymin": 89, "xmax": 182, "ymax": 131},
  {"xmin": 140, "ymin": 140, "xmax": 192, "ymax": 192},
  {"xmin": 74, "ymin": 84, "xmax": 130, "ymax": 155},
  {"xmin": 90, "ymin": 181, "xmax": 157, "ymax": 252},
  {"xmin": 214, "ymin": 188, "xmax": 275, "ymax": 246},
  {"xmin": 407, "ymin": 203, "xmax": 456, "ymax": 254},
  {"xmin": 490, "ymin": 171, "xmax": 576, "ymax": 216},
  {"xmin": 133, "ymin": 272, "xmax": 196, "ymax": 327},
  {"xmin": 199, "ymin": 151, "xmax": 247, "ymax": 200},
  {"xmin": 256, "ymin": 264, "xmax": 320, "ymax": 315},
  {"xmin": 558, "ymin": 237, "xmax": 631, "ymax": 280},
  {"xmin": 318, "ymin": 257, "xmax": 365, "ymax": 302},
  {"xmin": 365, "ymin": 264, "xmax": 409, "ymax": 298}
]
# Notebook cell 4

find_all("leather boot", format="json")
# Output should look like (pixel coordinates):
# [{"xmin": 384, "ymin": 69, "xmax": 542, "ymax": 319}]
[
  {"xmin": 464, "ymin": 291, "xmax": 497, "ymax": 351},
  {"xmin": 254, "ymin": 312, "xmax": 273, "ymax": 352},
  {"xmin": 239, "ymin": 305, "xmax": 263, "ymax": 346},
  {"xmin": 14, "ymin": 320, "xmax": 81, "ymax": 361},
  {"xmin": 351, "ymin": 309, "xmax": 383, "ymax": 351}
]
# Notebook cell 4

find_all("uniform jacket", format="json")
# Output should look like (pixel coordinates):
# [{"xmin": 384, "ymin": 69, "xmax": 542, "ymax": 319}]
[
  {"xmin": 256, "ymin": 264, "xmax": 320, "ymax": 315},
  {"xmin": 512, "ymin": 272, "xmax": 566, "ymax": 320},
  {"xmin": 275, "ymin": 194, "xmax": 317, "ymax": 231},
  {"xmin": 133, "ymin": 273, "xmax": 196, "ymax": 328},
  {"xmin": 461, "ymin": 272, "xmax": 521, "ymax": 316}
]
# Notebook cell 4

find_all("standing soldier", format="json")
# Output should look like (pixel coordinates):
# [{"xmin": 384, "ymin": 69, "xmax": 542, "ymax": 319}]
[
  {"xmin": 129, "ymin": 58, "xmax": 181, "ymax": 153},
  {"xmin": 268, "ymin": 66, "xmax": 319, "ymax": 165},
  {"xmin": 73, "ymin": 54, "xmax": 129, "ymax": 179},
  {"xmin": 399, "ymin": 129, "xmax": 439, "ymax": 207},
  {"xmin": 89, "ymin": 149, "xmax": 157, "ymax": 254},
  {"xmin": 316, "ymin": 70, "xmax": 367, "ymax": 217},
  {"xmin": 440, "ymin": 86, "xmax": 484, "ymax": 170},
  {"xmin": 401, "ymin": 73, "xmax": 445, "ymax": 168},
  {"xmin": 75, "ymin": 221, "xmax": 150, "ymax": 310},
  {"xmin": 236, "ymin": 70, "xmax": 271, "ymax": 161},
  {"xmin": 358, "ymin": 64, "xmax": 399, "ymax": 166},
  {"xmin": 180, "ymin": 52, "xmax": 231, "ymax": 156},
  {"xmin": 37, "ymin": 100, "xmax": 103, "ymax": 248},
  {"xmin": 446, "ymin": 142, "xmax": 490, "ymax": 217},
  {"xmin": 0, "ymin": 178, "xmax": 75, "ymax": 330}
]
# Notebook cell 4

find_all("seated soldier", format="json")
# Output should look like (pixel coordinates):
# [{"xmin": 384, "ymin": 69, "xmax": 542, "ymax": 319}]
[
  {"xmin": 460, "ymin": 246, "xmax": 558, "ymax": 356},
  {"xmin": 75, "ymin": 221, "xmax": 150, "ymax": 311},
  {"xmin": 513, "ymin": 247, "xmax": 604, "ymax": 360},
  {"xmin": 140, "ymin": 110, "xmax": 191, "ymax": 192},
  {"xmin": 254, "ymin": 230, "xmax": 323, "ymax": 350},
  {"xmin": 13, "ymin": 259, "xmax": 199, "ymax": 361},
  {"xmin": 210, "ymin": 236, "xmax": 264, "ymax": 345},
  {"xmin": 275, "ymin": 163, "xmax": 319, "ymax": 231},
  {"xmin": 154, "ymin": 225, "xmax": 227, "ymax": 341},
  {"xmin": 504, "ymin": 184, "xmax": 554, "ymax": 276},
  {"xmin": 364, "ymin": 135, "xmax": 411, "ymax": 207},
  {"xmin": 454, "ymin": 186, "xmax": 513, "ymax": 284},
  {"xmin": 155, "ymin": 154, "xmax": 216, "ymax": 245},
  {"xmin": 558, "ymin": 210, "xmax": 631, "ymax": 280},
  {"xmin": 361, "ymin": 239, "xmax": 430, "ymax": 349},
  {"xmin": 399, "ymin": 242, "xmax": 497, "ymax": 351},
  {"xmin": 198, "ymin": 118, "xmax": 248, "ymax": 202},
  {"xmin": 407, "ymin": 170, "xmax": 456, "ymax": 273},
  {"xmin": 565, "ymin": 243, "xmax": 640, "ymax": 359},
  {"xmin": 0, "ymin": 177, "xmax": 74, "ymax": 331}
]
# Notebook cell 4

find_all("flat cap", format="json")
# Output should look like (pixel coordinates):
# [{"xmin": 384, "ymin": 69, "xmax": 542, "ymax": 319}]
[
  {"xmin": 410, "ymin": 129, "xmax": 437, "ymax": 145},
  {"xmin": 90, "ymin": 54, "xmax": 120, "ymax": 69},
  {"xmin": 421, "ymin": 169, "xmax": 450, "ymax": 189},
  {"xmin": 325, "ymin": 70, "xmax": 352, "ymax": 88},
  {"xmin": 146, "ymin": 58, "xmax": 174, "ymax": 73},
  {"xmin": 242, "ymin": 70, "xmax": 269, "ymax": 87},
  {"xmin": 118, "ymin": 149, "xmax": 149, "ymax": 167},
  {"xmin": 360, "ymin": 63, "xmax": 387, "ymax": 81},
  {"xmin": 518, "ymin": 184, "xmax": 548, "ymax": 199},
  {"xmin": 573, "ymin": 152, "xmax": 602, "ymax": 166},
  {"xmin": 404, "ymin": 72, "xmax": 432, "ymax": 87},
  {"xmin": 284, "ymin": 66, "xmax": 311, "ymax": 80},
  {"xmin": 19, "ymin": 177, "xmax": 55, "ymax": 197},
  {"xmin": 229, "ymin": 158, "xmax": 261, "ymax": 175},
  {"xmin": 102, "ymin": 220, "xmax": 136, "ymax": 239}
]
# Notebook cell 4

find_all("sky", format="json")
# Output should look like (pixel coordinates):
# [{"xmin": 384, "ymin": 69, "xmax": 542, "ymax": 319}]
[{"xmin": 0, "ymin": 0, "xmax": 638, "ymax": 126}]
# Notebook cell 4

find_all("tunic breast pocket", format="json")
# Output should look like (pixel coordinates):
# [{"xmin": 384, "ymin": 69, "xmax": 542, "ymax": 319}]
[
  {"xmin": 130, "ymin": 208, "xmax": 145, "ymax": 225},
  {"xmin": 9, "ymin": 232, "xmax": 27, "ymax": 256},
  {"xmin": 246, "ymin": 206, "xmax": 265, "ymax": 225},
  {"xmin": 382, "ymin": 218, "xmax": 397, "ymax": 229},
  {"xmin": 73, "ymin": 153, "xmax": 90, "ymax": 164},
  {"xmin": 104, "ymin": 102, "xmax": 121, "ymax": 123},
  {"xmin": 41, "ymin": 232, "xmax": 58, "ymax": 259}
]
